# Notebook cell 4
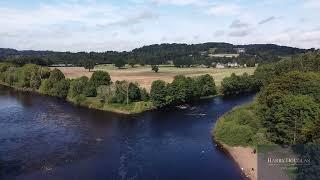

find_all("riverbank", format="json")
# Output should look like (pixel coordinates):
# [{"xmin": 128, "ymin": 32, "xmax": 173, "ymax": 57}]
[
  {"xmin": 212, "ymin": 102, "xmax": 264, "ymax": 180},
  {"xmin": 216, "ymin": 142, "xmax": 257, "ymax": 180},
  {"xmin": 0, "ymin": 83, "xmax": 154, "ymax": 114}
]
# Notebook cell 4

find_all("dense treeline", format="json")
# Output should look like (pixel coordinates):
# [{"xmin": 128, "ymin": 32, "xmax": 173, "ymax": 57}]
[
  {"xmin": 258, "ymin": 71, "xmax": 320, "ymax": 144},
  {"xmin": 220, "ymin": 73, "xmax": 260, "ymax": 96},
  {"xmin": 150, "ymin": 74, "xmax": 217, "ymax": 107},
  {"xmin": 0, "ymin": 43, "xmax": 309, "ymax": 67},
  {"xmin": 214, "ymin": 52, "xmax": 320, "ymax": 146}
]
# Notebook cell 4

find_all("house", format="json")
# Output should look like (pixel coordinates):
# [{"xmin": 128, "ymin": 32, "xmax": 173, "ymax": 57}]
[
  {"xmin": 227, "ymin": 62, "xmax": 239, "ymax": 68},
  {"xmin": 234, "ymin": 48, "xmax": 246, "ymax": 54},
  {"xmin": 208, "ymin": 54, "xmax": 239, "ymax": 58},
  {"xmin": 216, "ymin": 63, "xmax": 225, "ymax": 69}
]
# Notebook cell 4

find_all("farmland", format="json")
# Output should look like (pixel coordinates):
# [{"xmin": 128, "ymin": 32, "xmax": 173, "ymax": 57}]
[{"xmin": 56, "ymin": 65, "xmax": 256, "ymax": 91}]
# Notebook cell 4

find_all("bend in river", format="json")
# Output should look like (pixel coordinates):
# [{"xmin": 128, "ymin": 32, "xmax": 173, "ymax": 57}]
[{"xmin": 0, "ymin": 85, "xmax": 254, "ymax": 180}]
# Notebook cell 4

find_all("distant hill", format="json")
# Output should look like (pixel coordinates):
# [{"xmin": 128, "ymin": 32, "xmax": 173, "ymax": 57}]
[{"xmin": 0, "ymin": 43, "xmax": 311, "ymax": 66}]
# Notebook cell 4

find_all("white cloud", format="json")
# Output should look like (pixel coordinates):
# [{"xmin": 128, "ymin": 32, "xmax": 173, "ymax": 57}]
[
  {"xmin": 207, "ymin": 4, "xmax": 241, "ymax": 16},
  {"xmin": 151, "ymin": 0, "xmax": 207, "ymax": 6},
  {"xmin": 230, "ymin": 19, "xmax": 250, "ymax": 28},
  {"xmin": 304, "ymin": 0, "xmax": 320, "ymax": 9}
]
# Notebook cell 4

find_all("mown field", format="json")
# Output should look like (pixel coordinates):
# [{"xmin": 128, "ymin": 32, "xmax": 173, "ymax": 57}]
[{"xmin": 57, "ymin": 65, "xmax": 256, "ymax": 91}]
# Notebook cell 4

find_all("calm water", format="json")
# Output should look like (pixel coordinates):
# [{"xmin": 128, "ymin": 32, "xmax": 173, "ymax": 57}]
[{"xmin": 0, "ymin": 85, "xmax": 254, "ymax": 180}]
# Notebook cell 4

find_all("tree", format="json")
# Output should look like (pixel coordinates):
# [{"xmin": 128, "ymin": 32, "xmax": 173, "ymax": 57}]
[
  {"xmin": 114, "ymin": 59, "xmax": 126, "ymax": 69},
  {"xmin": 39, "ymin": 69, "xmax": 70, "ymax": 98},
  {"xmin": 84, "ymin": 81, "xmax": 97, "ymax": 97},
  {"xmin": 128, "ymin": 59, "xmax": 136, "ymax": 68},
  {"xmin": 90, "ymin": 71, "xmax": 111, "ymax": 88},
  {"xmin": 140, "ymin": 88, "xmax": 149, "ymax": 101},
  {"xmin": 264, "ymin": 95, "xmax": 320, "ymax": 144},
  {"xmin": 112, "ymin": 81, "xmax": 130, "ymax": 104},
  {"xmin": 83, "ymin": 60, "xmax": 95, "ymax": 72},
  {"xmin": 151, "ymin": 65, "xmax": 159, "ymax": 73},
  {"xmin": 97, "ymin": 84, "xmax": 116, "ymax": 104},
  {"xmin": 195, "ymin": 74, "xmax": 217, "ymax": 97},
  {"xmin": 167, "ymin": 75, "xmax": 190, "ymax": 104},
  {"xmin": 49, "ymin": 68, "xmax": 65, "ymax": 81},
  {"xmin": 68, "ymin": 76, "xmax": 89, "ymax": 98},
  {"xmin": 128, "ymin": 82, "xmax": 141, "ymax": 102},
  {"xmin": 150, "ymin": 80, "xmax": 168, "ymax": 107}
]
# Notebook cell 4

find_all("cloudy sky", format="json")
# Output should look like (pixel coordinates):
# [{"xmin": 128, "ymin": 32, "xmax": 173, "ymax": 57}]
[{"xmin": 0, "ymin": 0, "xmax": 319, "ymax": 52}]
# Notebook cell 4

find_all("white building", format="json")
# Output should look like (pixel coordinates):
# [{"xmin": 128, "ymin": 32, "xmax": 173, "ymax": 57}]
[{"xmin": 216, "ymin": 63, "xmax": 225, "ymax": 69}]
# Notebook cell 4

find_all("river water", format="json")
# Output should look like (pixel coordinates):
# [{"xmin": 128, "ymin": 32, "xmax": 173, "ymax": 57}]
[{"xmin": 0, "ymin": 85, "xmax": 254, "ymax": 180}]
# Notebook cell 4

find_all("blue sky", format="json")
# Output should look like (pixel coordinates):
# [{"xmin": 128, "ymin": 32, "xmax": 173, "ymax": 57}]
[{"xmin": 0, "ymin": 0, "xmax": 319, "ymax": 52}]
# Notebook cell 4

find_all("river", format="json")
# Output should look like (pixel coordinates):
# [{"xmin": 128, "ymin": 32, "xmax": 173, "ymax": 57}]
[{"xmin": 0, "ymin": 85, "xmax": 254, "ymax": 180}]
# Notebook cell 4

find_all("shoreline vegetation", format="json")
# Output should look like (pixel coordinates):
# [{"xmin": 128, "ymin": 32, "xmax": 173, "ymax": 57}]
[
  {"xmin": 0, "ymin": 63, "xmax": 233, "ymax": 114},
  {"xmin": 213, "ymin": 52, "xmax": 320, "ymax": 180}
]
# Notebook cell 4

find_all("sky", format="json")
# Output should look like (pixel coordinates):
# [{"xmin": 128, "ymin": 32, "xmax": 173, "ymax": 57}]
[{"xmin": 0, "ymin": 0, "xmax": 319, "ymax": 52}]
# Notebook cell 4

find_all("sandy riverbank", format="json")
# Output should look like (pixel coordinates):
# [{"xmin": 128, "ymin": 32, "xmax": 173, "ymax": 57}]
[{"xmin": 218, "ymin": 143, "xmax": 257, "ymax": 180}]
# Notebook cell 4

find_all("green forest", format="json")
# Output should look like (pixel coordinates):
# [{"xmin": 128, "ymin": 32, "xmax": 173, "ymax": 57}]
[
  {"xmin": 214, "ymin": 52, "xmax": 320, "ymax": 146},
  {"xmin": 0, "ymin": 43, "xmax": 310, "ymax": 68}
]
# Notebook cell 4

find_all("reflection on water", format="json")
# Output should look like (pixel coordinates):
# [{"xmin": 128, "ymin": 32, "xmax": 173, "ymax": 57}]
[{"xmin": 0, "ymin": 85, "xmax": 253, "ymax": 180}]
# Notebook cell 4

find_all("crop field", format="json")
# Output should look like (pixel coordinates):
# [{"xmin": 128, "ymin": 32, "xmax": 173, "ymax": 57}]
[{"xmin": 56, "ymin": 65, "xmax": 256, "ymax": 91}]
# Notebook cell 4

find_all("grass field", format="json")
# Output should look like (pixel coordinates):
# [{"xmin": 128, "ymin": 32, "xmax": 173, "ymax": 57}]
[{"xmin": 57, "ymin": 64, "xmax": 256, "ymax": 91}]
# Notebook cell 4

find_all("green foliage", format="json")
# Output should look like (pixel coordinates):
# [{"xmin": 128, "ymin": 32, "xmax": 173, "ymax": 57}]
[
  {"xmin": 16, "ymin": 64, "xmax": 42, "ymax": 89},
  {"xmin": 0, "ymin": 63, "xmax": 50, "ymax": 89},
  {"xmin": 84, "ymin": 81, "xmax": 97, "ymax": 97},
  {"xmin": 39, "ymin": 69, "xmax": 70, "ymax": 98},
  {"xmin": 82, "ymin": 60, "xmax": 95, "ymax": 72},
  {"xmin": 167, "ymin": 75, "xmax": 192, "ymax": 104},
  {"xmin": 96, "ymin": 85, "xmax": 115, "ymax": 103},
  {"xmin": 262, "ymin": 95, "xmax": 320, "ymax": 144},
  {"xmin": 128, "ymin": 82, "xmax": 141, "ymax": 102},
  {"xmin": 128, "ymin": 59, "xmax": 136, "ymax": 67},
  {"xmin": 151, "ymin": 74, "xmax": 217, "ymax": 107},
  {"xmin": 257, "ymin": 71, "xmax": 320, "ymax": 144},
  {"xmin": 258, "ymin": 71, "xmax": 320, "ymax": 106},
  {"xmin": 195, "ymin": 74, "xmax": 217, "ymax": 97},
  {"xmin": 68, "ymin": 76, "xmax": 89, "ymax": 98},
  {"xmin": 150, "ymin": 80, "xmax": 168, "ymax": 107},
  {"xmin": 90, "ymin": 71, "xmax": 111, "ymax": 88},
  {"xmin": 0, "ymin": 43, "xmax": 307, "ymax": 66},
  {"xmin": 221, "ymin": 73, "xmax": 260, "ymax": 96},
  {"xmin": 0, "ymin": 63, "xmax": 15, "ymax": 73},
  {"xmin": 214, "ymin": 104, "xmax": 267, "ymax": 146},
  {"xmin": 49, "ymin": 68, "xmax": 65, "ymax": 81},
  {"xmin": 112, "ymin": 81, "xmax": 129, "ymax": 104},
  {"xmin": 114, "ymin": 59, "xmax": 126, "ymax": 69},
  {"xmin": 140, "ymin": 88, "xmax": 149, "ymax": 101},
  {"xmin": 4, "ymin": 56, "xmax": 53, "ymax": 66},
  {"xmin": 254, "ymin": 52, "xmax": 320, "ymax": 85}
]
